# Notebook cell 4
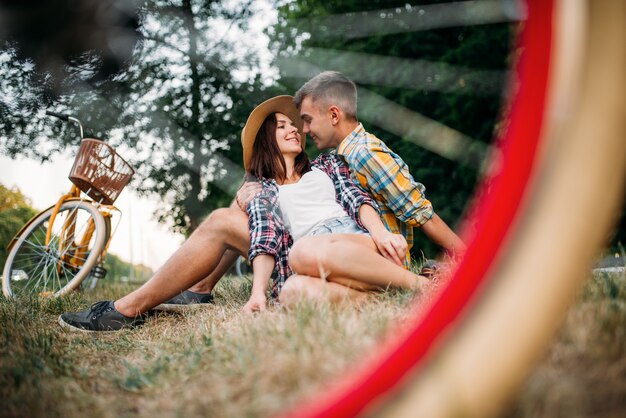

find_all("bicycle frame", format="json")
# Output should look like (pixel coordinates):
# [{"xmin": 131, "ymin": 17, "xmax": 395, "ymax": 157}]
[
  {"xmin": 52, "ymin": 186, "xmax": 119, "ymax": 273},
  {"xmin": 6, "ymin": 190, "xmax": 117, "ymax": 271},
  {"xmin": 7, "ymin": 113, "xmax": 120, "ymax": 275}
]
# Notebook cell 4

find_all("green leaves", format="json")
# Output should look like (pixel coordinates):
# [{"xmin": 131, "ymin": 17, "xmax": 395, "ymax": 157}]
[
  {"xmin": 1, "ymin": 1, "xmax": 274, "ymax": 235},
  {"xmin": 0, "ymin": 185, "xmax": 38, "ymax": 269}
]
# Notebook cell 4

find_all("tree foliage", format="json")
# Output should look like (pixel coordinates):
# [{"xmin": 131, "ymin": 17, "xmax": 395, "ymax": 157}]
[
  {"xmin": 0, "ymin": 0, "xmax": 141, "ymax": 92},
  {"xmin": 0, "ymin": 184, "xmax": 38, "ymax": 269},
  {"xmin": 2, "ymin": 0, "xmax": 623, "ymax": 253},
  {"xmin": 103, "ymin": 253, "xmax": 153, "ymax": 283},
  {"xmin": 0, "ymin": 0, "xmax": 276, "ymax": 235},
  {"xmin": 103, "ymin": 0, "xmax": 277, "ymax": 233}
]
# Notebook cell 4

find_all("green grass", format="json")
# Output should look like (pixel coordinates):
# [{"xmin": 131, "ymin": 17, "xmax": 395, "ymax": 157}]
[{"xmin": 1, "ymin": 271, "xmax": 625, "ymax": 418}]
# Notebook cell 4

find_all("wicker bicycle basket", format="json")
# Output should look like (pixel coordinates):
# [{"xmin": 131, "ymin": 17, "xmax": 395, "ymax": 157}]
[{"xmin": 69, "ymin": 139, "xmax": 135, "ymax": 205}]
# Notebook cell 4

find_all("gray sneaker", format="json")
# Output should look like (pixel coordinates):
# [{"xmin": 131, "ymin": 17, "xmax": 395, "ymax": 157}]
[
  {"xmin": 153, "ymin": 290, "xmax": 214, "ymax": 312},
  {"xmin": 58, "ymin": 300, "xmax": 144, "ymax": 332}
]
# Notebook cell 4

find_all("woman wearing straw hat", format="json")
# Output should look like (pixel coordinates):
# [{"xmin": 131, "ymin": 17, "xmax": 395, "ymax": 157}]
[{"xmin": 240, "ymin": 96, "xmax": 429, "ymax": 312}]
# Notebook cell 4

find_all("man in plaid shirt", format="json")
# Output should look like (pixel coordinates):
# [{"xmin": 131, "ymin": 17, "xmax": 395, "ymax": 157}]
[{"xmin": 292, "ymin": 71, "xmax": 466, "ymax": 266}]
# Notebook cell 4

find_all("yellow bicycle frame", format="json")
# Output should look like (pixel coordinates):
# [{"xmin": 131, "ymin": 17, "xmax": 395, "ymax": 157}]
[{"xmin": 6, "ymin": 184, "xmax": 116, "ymax": 274}]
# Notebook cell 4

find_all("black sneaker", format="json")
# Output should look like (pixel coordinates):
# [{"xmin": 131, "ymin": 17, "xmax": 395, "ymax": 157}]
[
  {"xmin": 58, "ymin": 300, "xmax": 145, "ymax": 333},
  {"xmin": 153, "ymin": 290, "xmax": 214, "ymax": 312}
]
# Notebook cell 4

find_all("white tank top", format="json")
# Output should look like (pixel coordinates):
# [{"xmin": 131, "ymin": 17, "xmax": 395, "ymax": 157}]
[{"xmin": 277, "ymin": 167, "xmax": 349, "ymax": 240}]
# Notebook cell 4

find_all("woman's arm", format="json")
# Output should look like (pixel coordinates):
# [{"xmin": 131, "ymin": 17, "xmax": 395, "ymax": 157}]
[
  {"xmin": 359, "ymin": 204, "xmax": 408, "ymax": 266},
  {"xmin": 246, "ymin": 182, "xmax": 282, "ymax": 265},
  {"xmin": 242, "ymin": 254, "xmax": 275, "ymax": 313},
  {"xmin": 246, "ymin": 180, "xmax": 294, "ymax": 302}
]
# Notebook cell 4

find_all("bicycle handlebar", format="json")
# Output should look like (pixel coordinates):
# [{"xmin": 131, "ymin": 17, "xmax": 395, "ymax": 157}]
[
  {"xmin": 46, "ymin": 110, "xmax": 84, "ymax": 139},
  {"xmin": 45, "ymin": 110, "xmax": 73, "ymax": 121}
]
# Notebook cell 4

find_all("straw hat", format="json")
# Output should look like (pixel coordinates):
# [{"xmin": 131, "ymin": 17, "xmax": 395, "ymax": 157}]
[{"xmin": 241, "ymin": 95, "xmax": 305, "ymax": 170}]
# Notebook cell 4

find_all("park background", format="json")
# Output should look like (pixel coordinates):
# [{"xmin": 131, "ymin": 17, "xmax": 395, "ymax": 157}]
[
  {"xmin": 1, "ymin": 1, "xmax": 624, "ymax": 279},
  {"xmin": 0, "ymin": 1, "xmax": 625, "ymax": 418}
]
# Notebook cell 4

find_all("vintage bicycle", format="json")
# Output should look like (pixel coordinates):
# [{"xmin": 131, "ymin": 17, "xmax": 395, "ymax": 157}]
[{"xmin": 2, "ymin": 111, "xmax": 134, "ymax": 298}]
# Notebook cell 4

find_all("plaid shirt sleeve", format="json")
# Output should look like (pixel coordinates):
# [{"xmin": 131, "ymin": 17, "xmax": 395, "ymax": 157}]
[
  {"xmin": 314, "ymin": 153, "xmax": 379, "ymax": 229},
  {"xmin": 345, "ymin": 143, "xmax": 433, "ymax": 227},
  {"xmin": 247, "ymin": 184, "xmax": 280, "ymax": 262},
  {"xmin": 245, "ymin": 179, "xmax": 293, "ymax": 298}
]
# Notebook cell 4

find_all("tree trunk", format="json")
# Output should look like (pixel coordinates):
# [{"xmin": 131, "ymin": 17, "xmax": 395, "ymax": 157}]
[{"xmin": 182, "ymin": 0, "xmax": 205, "ymax": 233}]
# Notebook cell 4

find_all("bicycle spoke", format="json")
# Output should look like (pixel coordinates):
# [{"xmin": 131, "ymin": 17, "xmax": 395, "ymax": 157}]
[
  {"xmin": 59, "ymin": 224, "xmax": 94, "ymax": 260},
  {"xmin": 14, "ymin": 235, "xmax": 55, "ymax": 295},
  {"xmin": 21, "ymin": 240, "xmax": 50, "ymax": 257},
  {"xmin": 51, "ymin": 260, "xmax": 64, "ymax": 294},
  {"xmin": 10, "ymin": 246, "xmax": 44, "ymax": 295},
  {"xmin": 22, "ymin": 256, "xmax": 48, "ymax": 295}
]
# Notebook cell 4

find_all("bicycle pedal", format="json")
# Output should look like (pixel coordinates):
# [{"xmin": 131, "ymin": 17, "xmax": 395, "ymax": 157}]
[{"xmin": 91, "ymin": 265, "xmax": 107, "ymax": 279}]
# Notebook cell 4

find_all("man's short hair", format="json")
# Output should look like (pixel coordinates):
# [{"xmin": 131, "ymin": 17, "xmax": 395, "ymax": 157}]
[{"xmin": 294, "ymin": 71, "xmax": 358, "ymax": 120}]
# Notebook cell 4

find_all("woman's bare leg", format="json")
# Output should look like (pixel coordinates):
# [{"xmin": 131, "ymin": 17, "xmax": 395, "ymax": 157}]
[
  {"xmin": 115, "ymin": 207, "xmax": 250, "ymax": 316},
  {"xmin": 288, "ymin": 234, "xmax": 429, "ymax": 291},
  {"xmin": 279, "ymin": 274, "xmax": 369, "ymax": 307}
]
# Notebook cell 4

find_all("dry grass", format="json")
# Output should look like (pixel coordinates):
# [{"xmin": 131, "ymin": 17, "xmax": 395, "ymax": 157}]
[
  {"xmin": 504, "ymin": 270, "xmax": 626, "ymax": 418},
  {"xmin": 0, "ymin": 277, "xmax": 414, "ymax": 418},
  {"xmin": 0, "ymin": 270, "xmax": 624, "ymax": 418}
]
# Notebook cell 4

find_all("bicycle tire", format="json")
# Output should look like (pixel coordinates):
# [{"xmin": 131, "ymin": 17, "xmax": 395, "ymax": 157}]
[{"xmin": 2, "ymin": 200, "xmax": 107, "ymax": 298}]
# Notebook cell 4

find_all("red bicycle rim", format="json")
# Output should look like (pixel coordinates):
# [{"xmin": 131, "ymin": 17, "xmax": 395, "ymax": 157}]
[{"xmin": 279, "ymin": 0, "xmax": 554, "ymax": 416}]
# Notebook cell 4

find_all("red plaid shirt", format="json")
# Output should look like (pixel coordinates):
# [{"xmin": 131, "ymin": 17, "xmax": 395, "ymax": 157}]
[{"xmin": 246, "ymin": 153, "xmax": 378, "ymax": 298}]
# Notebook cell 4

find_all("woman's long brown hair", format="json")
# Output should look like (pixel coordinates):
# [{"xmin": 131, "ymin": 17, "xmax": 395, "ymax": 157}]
[{"xmin": 247, "ymin": 113, "xmax": 311, "ymax": 182}]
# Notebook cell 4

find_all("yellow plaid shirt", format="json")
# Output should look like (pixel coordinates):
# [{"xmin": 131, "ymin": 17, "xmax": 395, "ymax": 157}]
[{"xmin": 336, "ymin": 124, "xmax": 433, "ymax": 267}]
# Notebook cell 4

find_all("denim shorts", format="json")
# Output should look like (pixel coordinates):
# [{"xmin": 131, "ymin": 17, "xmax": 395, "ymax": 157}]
[{"xmin": 307, "ymin": 216, "xmax": 369, "ymax": 237}]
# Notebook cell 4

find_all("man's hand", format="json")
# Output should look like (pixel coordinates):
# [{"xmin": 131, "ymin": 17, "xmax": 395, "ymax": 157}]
[
  {"xmin": 371, "ymin": 230, "xmax": 408, "ymax": 266},
  {"xmin": 236, "ymin": 181, "xmax": 262, "ymax": 211},
  {"xmin": 242, "ymin": 291, "xmax": 267, "ymax": 314}
]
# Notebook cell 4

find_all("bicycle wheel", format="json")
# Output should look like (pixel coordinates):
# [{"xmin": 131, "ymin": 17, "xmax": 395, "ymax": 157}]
[{"xmin": 2, "ymin": 200, "xmax": 107, "ymax": 298}]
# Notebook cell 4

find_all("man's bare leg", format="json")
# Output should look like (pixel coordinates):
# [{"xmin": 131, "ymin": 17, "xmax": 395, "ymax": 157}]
[
  {"xmin": 182, "ymin": 200, "xmax": 245, "ymax": 294},
  {"xmin": 115, "ymin": 207, "xmax": 250, "ymax": 317},
  {"xmin": 185, "ymin": 249, "xmax": 239, "ymax": 293}
]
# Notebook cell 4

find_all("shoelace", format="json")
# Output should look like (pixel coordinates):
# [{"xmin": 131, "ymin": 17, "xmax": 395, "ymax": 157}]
[{"xmin": 89, "ymin": 300, "xmax": 114, "ymax": 320}]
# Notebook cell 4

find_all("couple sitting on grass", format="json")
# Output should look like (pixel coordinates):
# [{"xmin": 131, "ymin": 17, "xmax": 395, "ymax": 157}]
[{"xmin": 59, "ymin": 71, "xmax": 466, "ymax": 332}]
